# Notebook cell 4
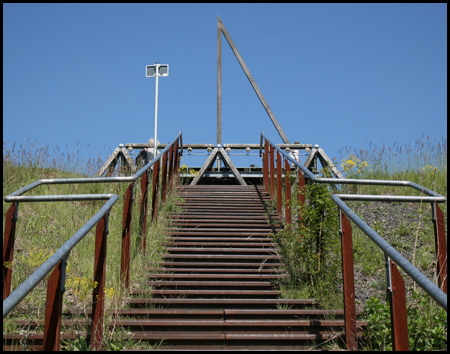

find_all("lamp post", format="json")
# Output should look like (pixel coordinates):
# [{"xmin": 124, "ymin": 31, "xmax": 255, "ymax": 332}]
[{"xmin": 146, "ymin": 63, "xmax": 169, "ymax": 156}]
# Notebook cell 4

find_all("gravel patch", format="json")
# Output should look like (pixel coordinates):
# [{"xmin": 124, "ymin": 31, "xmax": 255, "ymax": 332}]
[{"xmin": 348, "ymin": 201, "xmax": 443, "ymax": 311}]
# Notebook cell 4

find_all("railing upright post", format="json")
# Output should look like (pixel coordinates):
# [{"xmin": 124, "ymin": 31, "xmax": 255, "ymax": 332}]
[
  {"xmin": 339, "ymin": 210, "xmax": 357, "ymax": 351},
  {"xmin": 151, "ymin": 159, "xmax": 160, "ymax": 222},
  {"xmin": 285, "ymin": 159, "xmax": 292, "ymax": 225},
  {"xmin": 161, "ymin": 150, "xmax": 168, "ymax": 203},
  {"xmin": 173, "ymin": 139, "xmax": 179, "ymax": 180},
  {"xmin": 91, "ymin": 213, "xmax": 109, "ymax": 351},
  {"xmin": 386, "ymin": 256, "xmax": 410, "ymax": 351},
  {"xmin": 277, "ymin": 151, "xmax": 282, "ymax": 215},
  {"xmin": 3, "ymin": 202, "xmax": 18, "ymax": 300},
  {"xmin": 298, "ymin": 169, "xmax": 306, "ymax": 225},
  {"xmin": 121, "ymin": 183, "xmax": 133, "ymax": 290},
  {"xmin": 167, "ymin": 145, "xmax": 174, "ymax": 191},
  {"xmin": 263, "ymin": 140, "xmax": 269, "ymax": 192},
  {"xmin": 43, "ymin": 255, "xmax": 67, "ymax": 351},
  {"xmin": 139, "ymin": 170, "xmax": 149, "ymax": 254},
  {"xmin": 269, "ymin": 144, "xmax": 275, "ymax": 199},
  {"xmin": 432, "ymin": 202, "xmax": 447, "ymax": 293},
  {"xmin": 262, "ymin": 150, "xmax": 266, "ymax": 190}
]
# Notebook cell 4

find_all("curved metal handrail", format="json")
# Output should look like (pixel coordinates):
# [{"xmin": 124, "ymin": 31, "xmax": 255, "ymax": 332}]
[
  {"xmin": 261, "ymin": 132, "xmax": 447, "ymax": 310},
  {"xmin": 3, "ymin": 195, "xmax": 118, "ymax": 318}
]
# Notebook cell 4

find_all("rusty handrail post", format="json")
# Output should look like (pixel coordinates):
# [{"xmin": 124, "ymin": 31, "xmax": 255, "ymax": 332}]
[
  {"xmin": 285, "ymin": 159, "xmax": 292, "ymax": 225},
  {"xmin": 432, "ymin": 202, "xmax": 447, "ymax": 293},
  {"xmin": 173, "ymin": 139, "xmax": 179, "ymax": 181},
  {"xmin": 3, "ymin": 202, "xmax": 18, "ymax": 300},
  {"xmin": 91, "ymin": 213, "xmax": 109, "ymax": 351},
  {"xmin": 262, "ymin": 150, "xmax": 266, "ymax": 191},
  {"xmin": 43, "ymin": 255, "xmax": 67, "ymax": 351},
  {"xmin": 339, "ymin": 210, "xmax": 357, "ymax": 351},
  {"xmin": 167, "ymin": 145, "xmax": 174, "ymax": 192},
  {"xmin": 177, "ymin": 140, "xmax": 181, "ymax": 176},
  {"xmin": 263, "ymin": 140, "xmax": 269, "ymax": 192},
  {"xmin": 276, "ymin": 151, "xmax": 282, "ymax": 215},
  {"xmin": 151, "ymin": 159, "xmax": 160, "ymax": 222},
  {"xmin": 120, "ymin": 183, "xmax": 133, "ymax": 290},
  {"xmin": 269, "ymin": 144, "xmax": 275, "ymax": 199},
  {"xmin": 139, "ymin": 170, "xmax": 150, "ymax": 254},
  {"xmin": 298, "ymin": 169, "xmax": 306, "ymax": 226},
  {"xmin": 386, "ymin": 256, "xmax": 410, "ymax": 351},
  {"xmin": 161, "ymin": 151, "xmax": 168, "ymax": 203}
]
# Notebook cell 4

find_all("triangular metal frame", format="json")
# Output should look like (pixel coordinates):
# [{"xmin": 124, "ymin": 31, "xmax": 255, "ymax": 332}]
[
  {"xmin": 304, "ymin": 147, "xmax": 343, "ymax": 179},
  {"xmin": 303, "ymin": 147, "xmax": 343, "ymax": 192},
  {"xmin": 190, "ymin": 147, "xmax": 247, "ymax": 185},
  {"xmin": 96, "ymin": 146, "xmax": 137, "ymax": 177}
]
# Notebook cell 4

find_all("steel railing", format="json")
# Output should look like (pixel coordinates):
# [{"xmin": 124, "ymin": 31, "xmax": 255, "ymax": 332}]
[
  {"xmin": 3, "ymin": 131, "xmax": 182, "ymax": 350},
  {"xmin": 260, "ymin": 132, "xmax": 447, "ymax": 351}
]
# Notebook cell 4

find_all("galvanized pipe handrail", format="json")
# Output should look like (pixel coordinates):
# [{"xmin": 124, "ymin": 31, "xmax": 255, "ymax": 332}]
[
  {"xmin": 4, "ymin": 131, "xmax": 182, "ymax": 202},
  {"xmin": 3, "ymin": 194, "xmax": 119, "ymax": 318},
  {"xmin": 261, "ymin": 132, "xmax": 447, "ymax": 310},
  {"xmin": 332, "ymin": 194, "xmax": 447, "ymax": 310}
]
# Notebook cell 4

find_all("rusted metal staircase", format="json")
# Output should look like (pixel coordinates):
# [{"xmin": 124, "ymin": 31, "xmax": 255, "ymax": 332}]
[
  {"xmin": 117, "ymin": 184, "xmax": 365, "ymax": 350},
  {"xmin": 2, "ymin": 184, "xmax": 363, "ymax": 351}
]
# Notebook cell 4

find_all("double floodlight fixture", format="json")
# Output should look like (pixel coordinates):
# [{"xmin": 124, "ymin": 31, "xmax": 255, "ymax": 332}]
[{"xmin": 146, "ymin": 62, "xmax": 169, "ymax": 156}]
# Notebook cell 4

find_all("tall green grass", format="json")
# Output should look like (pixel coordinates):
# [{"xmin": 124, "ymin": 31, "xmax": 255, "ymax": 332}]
[
  {"xmin": 3, "ymin": 139, "xmax": 177, "ymax": 350},
  {"xmin": 273, "ymin": 135, "xmax": 447, "ymax": 350},
  {"xmin": 339, "ymin": 135, "xmax": 447, "ymax": 197},
  {"xmin": 337, "ymin": 135, "xmax": 447, "ymax": 351},
  {"xmin": 3, "ymin": 135, "xmax": 447, "ymax": 350},
  {"xmin": 3, "ymin": 138, "xmax": 107, "ymax": 177},
  {"xmin": 339, "ymin": 135, "xmax": 447, "ymax": 174}
]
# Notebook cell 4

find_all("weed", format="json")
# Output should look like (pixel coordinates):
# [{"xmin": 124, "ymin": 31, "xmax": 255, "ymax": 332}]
[
  {"xmin": 361, "ymin": 291, "xmax": 447, "ymax": 351},
  {"xmin": 274, "ymin": 169, "xmax": 342, "ymax": 309},
  {"xmin": 62, "ymin": 334, "xmax": 90, "ymax": 351},
  {"xmin": 361, "ymin": 297, "xmax": 392, "ymax": 351}
]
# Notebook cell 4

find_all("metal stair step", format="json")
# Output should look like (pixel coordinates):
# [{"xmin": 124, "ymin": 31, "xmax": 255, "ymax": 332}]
[
  {"xmin": 125, "ymin": 298, "xmax": 316, "ymax": 309},
  {"xmin": 165, "ymin": 241, "xmax": 279, "ymax": 247},
  {"xmin": 161, "ymin": 254, "xmax": 282, "ymax": 260},
  {"xmin": 145, "ymin": 274, "xmax": 288, "ymax": 280},
  {"xmin": 166, "ymin": 232, "xmax": 277, "ymax": 237},
  {"xmin": 158, "ymin": 262, "xmax": 282, "ymax": 268},
  {"xmin": 165, "ymin": 247, "xmax": 280, "ymax": 254},
  {"xmin": 169, "ymin": 211, "xmax": 278, "ymax": 217},
  {"xmin": 171, "ymin": 222, "xmax": 279, "ymax": 228},
  {"xmin": 133, "ymin": 290, "xmax": 281, "ymax": 297},
  {"xmin": 168, "ymin": 214, "xmax": 277, "ymax": 220},
  {"xmin": 148, "ymin": 267, "xmax": 284, "ymax": 273},
  {"xmin": 141, "ymin": 280, "xmax": 277, "ymax": 287}
]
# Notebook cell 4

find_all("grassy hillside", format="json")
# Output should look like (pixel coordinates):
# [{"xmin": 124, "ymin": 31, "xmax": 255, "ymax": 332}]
[
  {"xmin": 3, "ymin": 136, "xmax": 447, "ymax": 350},
  {"xmin": 3, "ymin": 139, "xmax": 177, "ymax": 350},
  {"xmin": 338, "ymin": 136, "xmax": 447, "ymax": 351}
]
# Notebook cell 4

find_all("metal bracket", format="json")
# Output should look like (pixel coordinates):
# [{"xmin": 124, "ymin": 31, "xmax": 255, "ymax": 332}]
[
  {"xmin": 191, "ymin": 147, "xmax": 247, "ymax": 185},
  {"xmin": 13, "ymin": 202, "xmax": 19, "ymax": 222},
  {"xmin": 385, "ymin": 253, "xmax": 392, "ymax": 293},
  {"xmin": 60, "ymin": 252, "xmax": 70, "ymax": 294}
]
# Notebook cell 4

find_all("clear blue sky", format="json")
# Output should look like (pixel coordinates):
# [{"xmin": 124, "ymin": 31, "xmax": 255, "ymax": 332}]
[{"xmin": 3, "ymin": 3, "xmax": 447, "ymax": 170}]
